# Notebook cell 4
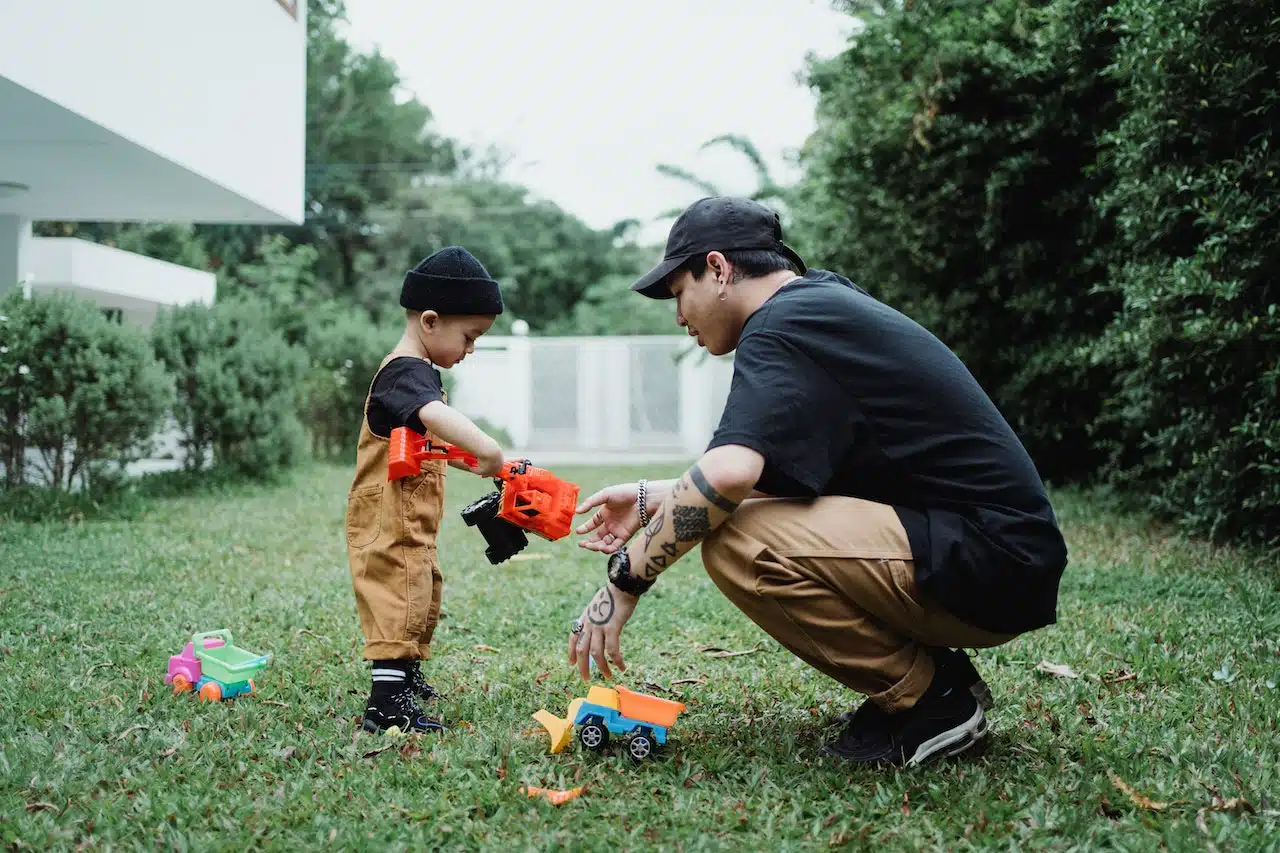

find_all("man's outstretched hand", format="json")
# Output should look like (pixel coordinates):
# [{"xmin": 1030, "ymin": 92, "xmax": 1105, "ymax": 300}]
[{"xmin": 573, "ymin": 483, "xmax": 643, "ymax": 553}]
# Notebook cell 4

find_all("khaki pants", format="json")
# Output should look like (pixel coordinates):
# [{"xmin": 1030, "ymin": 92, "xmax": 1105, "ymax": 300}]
[{"xmin": 701, "ymin": 497, "xmax": 1013, "ymax": 712}]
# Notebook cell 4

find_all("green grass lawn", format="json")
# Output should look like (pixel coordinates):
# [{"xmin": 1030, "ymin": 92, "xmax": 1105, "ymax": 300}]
[{"xmin": 1, "ymin": 463, "xmax": 1277, "ymax": 852}]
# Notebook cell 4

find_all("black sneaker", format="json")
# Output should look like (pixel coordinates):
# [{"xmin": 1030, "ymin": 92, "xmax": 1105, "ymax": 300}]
[
  {"xmin": 406, "ymin": 660, "xmax": 443, "ymax": 702},
  {"xmin": 932, "ymin": 647, "xmax": 995, "ymax": 710},
  {"xmin": 824, "ymin": 667, "xmax": 987, "ymax": 767},
  {"xmin": 361, "ymin": 686, "xmax": 445, "ymax": 735},
  {"xmin": 826, "ymin": 696, "xmax": 898, "ymax": 763}
]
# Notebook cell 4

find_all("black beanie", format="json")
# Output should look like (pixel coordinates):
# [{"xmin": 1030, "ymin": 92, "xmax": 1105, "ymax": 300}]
[{"xmin": 400, "ymin": 246, "xmax": 504, "ymax": 315}]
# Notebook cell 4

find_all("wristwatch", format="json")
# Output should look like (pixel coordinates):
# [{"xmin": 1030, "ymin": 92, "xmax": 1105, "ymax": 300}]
[{"xmin": 607, "ymin": 550, "xmax": 655, "ymax": 597}]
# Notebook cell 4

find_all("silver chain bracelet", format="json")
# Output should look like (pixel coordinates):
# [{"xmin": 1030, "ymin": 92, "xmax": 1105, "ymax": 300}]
[{"xmin": 637, "ymin": 479, "xmax": 649, "ymax": 527}]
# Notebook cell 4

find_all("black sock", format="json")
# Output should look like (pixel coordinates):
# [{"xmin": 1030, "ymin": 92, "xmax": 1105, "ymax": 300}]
[{"xmin": 371, "ymin": 660, "xmax": 408, "ymax": 696}]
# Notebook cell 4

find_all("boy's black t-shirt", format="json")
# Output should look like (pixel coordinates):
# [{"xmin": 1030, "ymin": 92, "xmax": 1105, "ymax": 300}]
[
  {"xmin": 707, "ymin": 269, "xmax": 1069, "ymax": 635},
  {"xmin": 367, "ymin": 357, "xmax": 445, "ymax": 438}
]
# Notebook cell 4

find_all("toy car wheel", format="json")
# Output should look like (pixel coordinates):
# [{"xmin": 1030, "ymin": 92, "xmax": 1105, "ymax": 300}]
[
  {"xmin": 627, "ymin": 729, "xmax": 654, "ymax": 762},
  {"xmin": 578, "ymin": 717, "xmax": 608, "ymax": 751},
  {"xmin": 247, "ymin": 679, "xmax": 255, "ymax": 695},
  {"xmin": 198, "ymin": 682, "xmax": 222, "ymax": 703},
  {"xmin": 171, "ymin": 675, "xmax": 192, "ymax": 694}
]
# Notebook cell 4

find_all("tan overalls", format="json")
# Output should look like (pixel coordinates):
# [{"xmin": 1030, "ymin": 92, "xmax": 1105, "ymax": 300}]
[{"xmin": 345, "ymin": 353, "xmax": 447, "ymax": 661}]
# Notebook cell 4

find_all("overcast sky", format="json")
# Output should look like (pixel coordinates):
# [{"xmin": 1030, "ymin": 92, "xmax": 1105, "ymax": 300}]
[{"xmin": 342, "ymin": 1, "xmax": 856, "ymax": 243}]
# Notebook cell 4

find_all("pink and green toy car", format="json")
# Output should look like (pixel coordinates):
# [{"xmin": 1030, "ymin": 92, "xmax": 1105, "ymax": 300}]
[{"xmin": 165, "ymin": 629, "xmax": 271, "ymax": 702}]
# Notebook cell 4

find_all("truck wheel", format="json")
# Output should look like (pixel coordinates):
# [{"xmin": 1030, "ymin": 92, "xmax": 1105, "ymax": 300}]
[
  {"xmin": 578, "ymin": 717, "xmax": 608, "ymax": 751},
  {"xmin": 627, "ymin": 729, "xmax": 654, "ymax": 762}
]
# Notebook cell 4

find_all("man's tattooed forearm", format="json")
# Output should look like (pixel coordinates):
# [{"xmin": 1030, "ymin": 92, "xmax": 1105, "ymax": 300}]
[
  {"xmin": 673, "ymin": 505, "xmax": 712, "ymax": 541},
  {"xmin": 587, "ymin": 586, "xmax": 616, "ymax": 625},
  {"xmin": 642, "ymin": 511, "xmax": 664, "ymax": 550},
  {"xmin": 641, "ymin": 554, "xmax": 669, "ymax": 580},
  {"xmin": 689, "ymin": 464, "xmax": 741, "ymax": 514}
]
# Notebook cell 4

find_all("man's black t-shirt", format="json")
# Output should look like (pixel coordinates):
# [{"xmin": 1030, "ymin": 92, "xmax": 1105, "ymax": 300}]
[
  {"xmin": 367, "ymin": 357, "xmax": 445, "ymax": 438},
  {"xmin": 707, "ymin": 270, "xmax": 1068, "ymax": 634}
]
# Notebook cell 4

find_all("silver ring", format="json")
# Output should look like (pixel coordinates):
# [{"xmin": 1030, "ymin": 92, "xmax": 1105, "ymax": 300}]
[{"xmin": 571, "ymin": 619, "xmax": 584, "ymax": 634}]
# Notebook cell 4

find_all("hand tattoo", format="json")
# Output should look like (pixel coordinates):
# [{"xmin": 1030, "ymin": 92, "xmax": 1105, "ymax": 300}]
[{"xmin": 587, "ymin": 586, "xmax": 615, "ymax": 625}]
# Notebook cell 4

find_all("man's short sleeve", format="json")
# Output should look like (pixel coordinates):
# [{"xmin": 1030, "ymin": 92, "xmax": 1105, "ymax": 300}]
[
  {"xmin": 367, "ymin": 357, "xmax": 445, "ymax": 437},
  {"xmin": 706, "ymin": 329, "xmax": 856, "ymax": 495}
]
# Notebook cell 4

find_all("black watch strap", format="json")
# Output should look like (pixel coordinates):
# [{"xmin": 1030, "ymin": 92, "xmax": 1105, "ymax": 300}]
[{"xmin": 608, "ymin": 551, "xmax": 655, "ymax": 596}]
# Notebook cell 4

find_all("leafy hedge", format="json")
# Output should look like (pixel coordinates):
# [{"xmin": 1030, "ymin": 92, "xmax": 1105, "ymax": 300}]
[
  {"xmin": 794, "ymin": 0, "xmax": 1279, "ymax": 544},
  {"xmin": 151, "ymin": 299, "xmax": 309, "ymax": 478},
  {"xmin": 0, "ymin": 290, "xmax": 172, "ymax": 490}
]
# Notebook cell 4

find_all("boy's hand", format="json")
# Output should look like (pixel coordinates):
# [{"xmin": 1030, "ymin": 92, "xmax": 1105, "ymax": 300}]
[
  {"xmin": 476, "ymin": 447, "xmax": 505, "ymax": 478},
  {"xmin": 446, "ymin": 457, "xmax": 482, "ymax": 474}
]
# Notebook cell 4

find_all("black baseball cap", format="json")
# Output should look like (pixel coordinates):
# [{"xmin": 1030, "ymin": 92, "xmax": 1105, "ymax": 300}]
[{"xmin": 630, "ymin": 197, "xmax": 807, "ymax": 299}]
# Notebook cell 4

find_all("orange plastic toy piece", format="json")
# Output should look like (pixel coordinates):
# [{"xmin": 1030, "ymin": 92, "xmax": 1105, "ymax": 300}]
[
  {"xmin": 520, "ymin": 785, "xmax": 585, "ymax": 806},
  {"xmin": 388, "ymin": 426, "xmax": 479, "ymax": 479},
  {"xmin": 494, "ymin": 459, "xmax": 579, "ymax": 542},
  {"xmin": 616, "ymin": 685, "xmax": 686, "ymax": 728}
]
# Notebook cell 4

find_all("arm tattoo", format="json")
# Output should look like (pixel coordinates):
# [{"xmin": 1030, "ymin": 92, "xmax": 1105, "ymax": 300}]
[
  {"xmin": 642, "ymin": 511, "xmax": 664, "ymax": 550},
  {"xmin": 641, "ymin": 554, "xmax": 669, "ymax": 580},
  {"xmin": 673, "ymin": 505, "xmax": 712, "ymax": 541},
  {"xmin": 587, "ymin": 586, "xmax": 615, "ymax": 625},
  {"xmin": 690, "ymin": 464, "xmax": 741, "ymax": 514}
]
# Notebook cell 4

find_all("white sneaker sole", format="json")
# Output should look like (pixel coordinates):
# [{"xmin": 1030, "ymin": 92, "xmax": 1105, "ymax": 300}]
[{"xmin": 904, "ymin": 705, "xmax": 988, "ymax": 767}]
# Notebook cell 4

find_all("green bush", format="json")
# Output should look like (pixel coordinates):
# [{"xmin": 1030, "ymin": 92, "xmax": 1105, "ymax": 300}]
[
  {"xmin": 792, "ymin": 0, "xmax": 1123, "ymax": 484},
  {"xmin": 0, "ymin": 290, "xmax": 173, "ymax": 491},
  {"xmin": 1086, "ymin": 0, "xmax": 1280, "ymax": 542},
  {"xmin": 151, "ymin": 297, "xmax": 309, "ymax": 478}
]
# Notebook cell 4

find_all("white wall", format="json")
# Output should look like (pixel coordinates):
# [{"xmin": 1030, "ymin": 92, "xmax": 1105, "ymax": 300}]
[
  {"xmin": 27, "ymin": 237, "xmax": 215, "ymax": 329},
  {"xmin": 0, "ymin": 0, "xmax": 307, "ymax": 223},
  {"xmin": 447, "ymin": 335, "xmax": 736, "ymax": 458}
]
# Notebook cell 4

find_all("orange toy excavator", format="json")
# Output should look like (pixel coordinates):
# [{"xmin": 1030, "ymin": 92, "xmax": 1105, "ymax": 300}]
[{"xmin": 387, "ymin": 426, "xmax": 580, "ymax": 564}]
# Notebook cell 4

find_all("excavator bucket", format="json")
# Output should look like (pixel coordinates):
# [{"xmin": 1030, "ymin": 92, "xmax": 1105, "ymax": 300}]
[{"xmin": 532, "ymin": 709, "xmax": 574, "ymax": 754}]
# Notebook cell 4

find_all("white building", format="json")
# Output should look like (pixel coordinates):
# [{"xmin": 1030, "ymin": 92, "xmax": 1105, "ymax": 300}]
[{"xmin": 0, "ymin": 0, "xmax": 308, "ymax": 318}]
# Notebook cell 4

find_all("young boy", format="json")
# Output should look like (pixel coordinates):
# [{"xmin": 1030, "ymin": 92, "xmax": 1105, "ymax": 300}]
[{"xmin": 345, "ymin": 245, "xmax": 507, "ymax": 735}]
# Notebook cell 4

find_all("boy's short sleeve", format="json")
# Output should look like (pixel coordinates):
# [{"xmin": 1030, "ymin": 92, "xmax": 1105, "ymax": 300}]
[{"xmin": 367, "ymin": 357, "xmax": 445, "ymax": 437}]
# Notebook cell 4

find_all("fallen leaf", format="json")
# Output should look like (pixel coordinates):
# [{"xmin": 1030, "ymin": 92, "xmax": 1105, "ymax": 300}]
[
  {"xmin": 506, "ymin": 553, "xmax": 549, "ymax": 562},
  {"xmin": 901, "ymin": 792, "xmax": 911, "ymax": 815},
  {"xmin": 535, "ymin": 672, "xmax": 549, "ymax": 683},
  {"xmin": 698, "ymin": 645, "xmax": 763, "ymax": 658},
  {"xmin": 263, "ymin": 700, "xmax": 290, "ymax": 708},
  {"xmin": 1206, "ymin": 795, "xmax": 1254, "ymax": 814},
  {"xmin": 683, "ymin": 772, "xmax": 704, "ymax": 789},
  {"xmin": 474, "ymin": 644, "xmax": 501, "ymax": 653},
  {"xmin": 25, "ymin": 801, "xmax": 58, "ymax": 813},
  {"xmin": 116, "ymin": 725, "xmax": 149, "ymax": 741},
  {"xmin": 672, "ymin": 676, "xmax": 707, "ymax": 687},
  {"xmin": 1212, "ymin": 662, "xmax": 1237, "ymax": 683},
  {"xmin": 158, "ymin": 748, "xmax": 177, "ymax": 759},
  {"xmin": 329, "ymin": 828, "xmax": 337, "ymax": 842},
  {"xmin": 1103, "ymin": 670, "xmax": 1137, "ymax": 685},
  {"xmin": 1035, "ymin": 661, "xmax": 1079, "ymax": 679},
  {"xmin": 277, "ymin": 747, "xmax": 297, "ymax": 760},
  {"xmin": 641, "ymin": 681, "xmax": 674, "ymax": 695},
  {"xmin": 1109, "ymin": 771, "xmax": 1168, "ymax": 810},
  {"xmin": 88, "ymin": 663, "xmax": 116, "ymax": 675},
  {"xmin": 362, "ymin": 744, "xmax": 396, "ymax": 758}
]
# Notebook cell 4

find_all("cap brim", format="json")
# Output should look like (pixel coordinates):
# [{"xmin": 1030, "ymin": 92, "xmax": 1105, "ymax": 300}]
[
  {"xmin": 629, "ymin": 254, "xmax": 691, "ymax": 300},
  {"xmin": 779, "ymin": 242, "xmax": 808, "ymax": 275}
]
